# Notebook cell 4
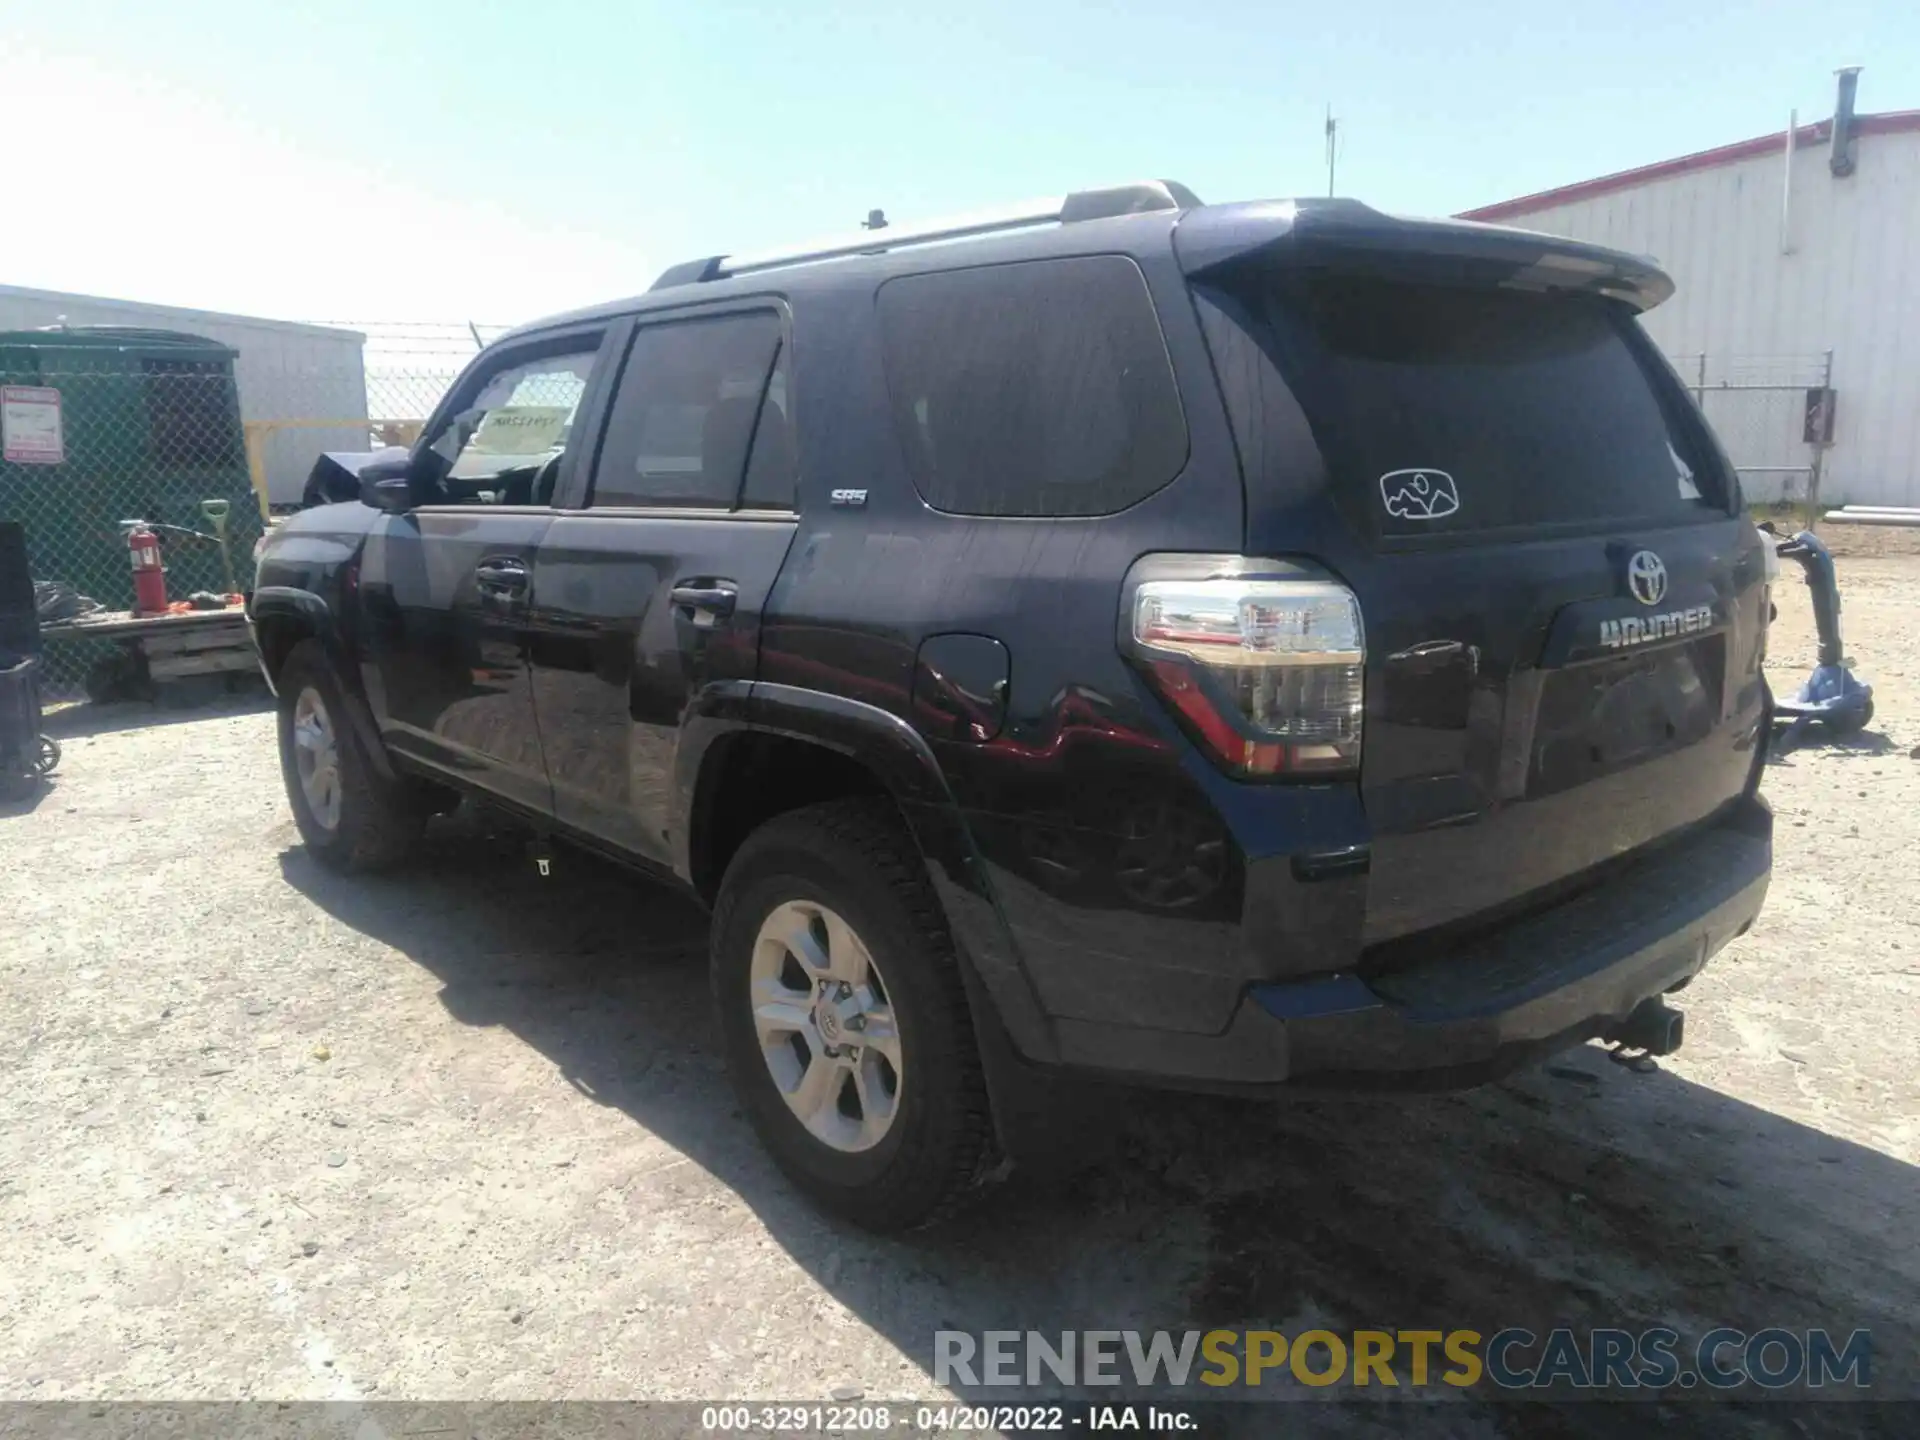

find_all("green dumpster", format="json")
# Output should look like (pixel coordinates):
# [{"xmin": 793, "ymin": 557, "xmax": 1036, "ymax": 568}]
[{"xmin": 0, "ymin": 327, "xmax": 265, "ymax": 690}]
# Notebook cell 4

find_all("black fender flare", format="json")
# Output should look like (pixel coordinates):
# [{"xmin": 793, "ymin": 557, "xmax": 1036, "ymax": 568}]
[
  {"xmin": 674, "ymin": 680, "xmax": 1057, "ymax": 1065},
  {"xmin": 249, "ymin": 586, "xmax": 398, "ymax": 784}
]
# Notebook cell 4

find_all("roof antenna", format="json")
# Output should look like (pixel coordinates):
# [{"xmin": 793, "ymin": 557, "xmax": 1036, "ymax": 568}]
[
  {"xmin": 862, "ymin": 209, "xmax": 888, "ymax": 230},
  {"xmin": 1324, "ymin": 106, "xmax": 1339, "ymax": 197}
]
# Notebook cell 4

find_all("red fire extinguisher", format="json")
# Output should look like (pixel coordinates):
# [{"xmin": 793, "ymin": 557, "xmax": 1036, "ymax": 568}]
[{"xmin": 128, "ymin": 522, "xmax": 168, "ymax": 616}]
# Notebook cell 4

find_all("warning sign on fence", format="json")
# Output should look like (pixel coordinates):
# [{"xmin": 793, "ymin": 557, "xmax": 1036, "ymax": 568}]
[{"xmin": 2, "ymin": 385, "xmax": 64, "ymax": 465}]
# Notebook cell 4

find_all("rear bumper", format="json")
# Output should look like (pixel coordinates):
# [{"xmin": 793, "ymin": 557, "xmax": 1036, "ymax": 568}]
[{"xmin": 1049, "ymin": 795, "xmax": 1771, "ymax": 1092}]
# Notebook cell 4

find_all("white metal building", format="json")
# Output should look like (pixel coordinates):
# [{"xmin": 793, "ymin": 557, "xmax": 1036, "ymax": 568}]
[
  {"xmin": 0, "ymin": 284, "xmax": 370, "ymax": 507},
  {"xmin": 1460, "ymin": 74, "xmax": 1920, "ymax": 508}
]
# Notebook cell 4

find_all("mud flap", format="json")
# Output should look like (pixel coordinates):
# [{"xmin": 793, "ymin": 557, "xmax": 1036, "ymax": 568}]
[{"xmin": 958, "ymin": 955, "xmax": 1128, "ymax": 1184}]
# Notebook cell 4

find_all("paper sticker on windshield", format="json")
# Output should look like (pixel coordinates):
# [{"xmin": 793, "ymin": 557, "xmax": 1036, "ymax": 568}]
[
  {"xmin": 470, "ymin": 405, "xmax": 571, "ymax": 458},
  {"xmin": 1379, "ymin": 469, "xmax": 1459, "ymax": 521}
]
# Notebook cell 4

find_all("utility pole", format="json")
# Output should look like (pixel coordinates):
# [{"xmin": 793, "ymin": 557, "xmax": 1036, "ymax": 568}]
[{"xmin": 1325, "ymin": 106, "xmax": 1339, "ymax": 196}]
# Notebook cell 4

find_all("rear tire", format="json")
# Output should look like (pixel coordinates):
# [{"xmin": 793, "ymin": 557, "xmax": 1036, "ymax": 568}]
[
  {"xmin": 277, "ymin": 639, "xmax": 428, "ymax": 871},
  {"xmin": 711, "ymin": 798, "xmax": 994, "ymax": 1232}
]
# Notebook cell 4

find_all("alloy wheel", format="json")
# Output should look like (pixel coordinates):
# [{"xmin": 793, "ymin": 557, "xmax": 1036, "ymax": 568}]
[
  {"xmin": 747, "ymin": 900, "xmax": 903, "ymax": 1153},
  {"xmin": 291, "ymin": 686, "xmax": 342, "ymax": 831}
]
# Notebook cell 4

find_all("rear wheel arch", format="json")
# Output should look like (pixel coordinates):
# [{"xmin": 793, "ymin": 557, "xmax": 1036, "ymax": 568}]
[
  {"xmin": 678, "ymin": 684, "xmax": 1059, "ymax": 1067},
  {"xmin": 686, "ymin": 729, "xmax": 889, "ymax": 904},
  {"xmin": 678, "ymin": 681, "xmax": 969, "ymax": 905}
]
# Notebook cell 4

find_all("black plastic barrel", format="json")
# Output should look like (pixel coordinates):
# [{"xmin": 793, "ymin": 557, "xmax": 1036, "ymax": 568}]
[
  {"xmin": 0, "ymin": 653, "xmax": 43, "ymax": 776},
  {"xmin": 0, "ymin": 520, "xmax": 35, "ymax": 660}
]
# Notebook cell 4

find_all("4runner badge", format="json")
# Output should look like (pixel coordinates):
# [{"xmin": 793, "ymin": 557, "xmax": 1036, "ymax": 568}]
[
  {"xmin": 1600, "ymin": 604, "xmax": 1713, "ymax": 650},
  {"xmin": 1379, "ymin": 469, "xmax": 1459, "ymax": 521}
]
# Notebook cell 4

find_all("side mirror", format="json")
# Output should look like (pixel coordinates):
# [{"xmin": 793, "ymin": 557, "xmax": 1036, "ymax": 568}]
[{"xmin": 359, "ymin": 458, "xmax": 416, "ymax": 512}]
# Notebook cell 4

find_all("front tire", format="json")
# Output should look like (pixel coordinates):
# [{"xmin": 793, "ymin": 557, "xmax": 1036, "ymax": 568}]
[
  {"xmin": 711, "ymin": 798, "xmax": 994, "ymax": 1232},
  {"xmin": 276, "ymin": 639, "xmax": 428, "ymax": 871}
]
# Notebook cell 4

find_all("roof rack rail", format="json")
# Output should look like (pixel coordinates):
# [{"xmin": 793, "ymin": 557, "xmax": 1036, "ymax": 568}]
[{"xmin": 648, "ymin": 180, "xmax": 1201, "ymax": 291}]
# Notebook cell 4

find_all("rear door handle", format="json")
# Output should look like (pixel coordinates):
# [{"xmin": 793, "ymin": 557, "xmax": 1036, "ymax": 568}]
[
  {"xmin": 670, "ymin": 580, "xmax": 738, "ymax": 620},
  {"xmin": 475, "ymin": 556, "xmax": 529, "ymax": 596}
]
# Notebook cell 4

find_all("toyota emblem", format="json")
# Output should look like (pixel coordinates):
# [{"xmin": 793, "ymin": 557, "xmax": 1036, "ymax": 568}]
[{"xmin": 1627, "ymin": 550, "xmax": 1668, "ymax": 607}]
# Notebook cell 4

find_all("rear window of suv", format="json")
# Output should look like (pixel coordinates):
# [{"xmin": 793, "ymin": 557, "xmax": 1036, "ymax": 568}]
[
  {"xmin": 877, "ymin": 256, "xmax": 1188, "ymax": 517},
  {"xmin": 1199, "ymin": 272, "xmax": 1730, "ymax": 540}
]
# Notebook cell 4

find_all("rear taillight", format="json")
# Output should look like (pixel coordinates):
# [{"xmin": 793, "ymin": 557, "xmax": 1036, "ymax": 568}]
[{"xmin": 1124, "ymin": 557, "xmax": 1365, "ymax": 779}]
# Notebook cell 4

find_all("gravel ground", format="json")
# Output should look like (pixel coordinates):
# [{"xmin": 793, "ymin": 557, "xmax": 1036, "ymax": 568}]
[{"xmin": 2, "ymin": 543, "xmax": 1917, "ymax": 1434}]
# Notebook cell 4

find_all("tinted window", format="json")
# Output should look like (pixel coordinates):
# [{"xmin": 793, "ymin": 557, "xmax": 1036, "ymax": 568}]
[
  {"xmin": 877, "ymin": 257, "xmax": 1187, "ymax": 517},
  {"xmin": 739, "ymin": 361, "xmax": 797, "ymax": 510},
  {"xmin": 1209, "ymin": 273, "xmax": 1726, "ymax": 538},
  {"xmin": 592, "ymin": 312, "xmax": 787, "ymax": 509}
]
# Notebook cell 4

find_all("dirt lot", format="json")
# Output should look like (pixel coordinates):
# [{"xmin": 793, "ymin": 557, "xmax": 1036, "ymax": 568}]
[{"xmin": 2, "ymin": 535, "xmax": 1917, "ymax": 1433}]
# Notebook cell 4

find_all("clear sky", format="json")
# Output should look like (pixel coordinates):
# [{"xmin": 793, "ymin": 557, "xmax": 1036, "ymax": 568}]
[{"xmin": 1, "ymin": 0, "xmax": 1912, "ymax": 327}]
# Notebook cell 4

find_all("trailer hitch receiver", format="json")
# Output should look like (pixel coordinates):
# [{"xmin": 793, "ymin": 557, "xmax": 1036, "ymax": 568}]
[{"xmin": 1606, "ymin": 998, "xmax": 1686, "ymax": 1057}]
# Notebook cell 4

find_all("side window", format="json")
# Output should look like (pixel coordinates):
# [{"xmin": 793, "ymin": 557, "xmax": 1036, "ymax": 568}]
[
  {"xmin": 591, "ymin": 311, "xmax": 790, "ymax": 510},
  {"xmin": 421, "ymin": 341, "xmax": 599, "ymax": 505},
  {"xmin": 876, "ymin": 256, "xmax": 1188, "ymax": 518},
  {"xmin": 739, "ymin": 357, "xmax": 797, "ymax": 509}
]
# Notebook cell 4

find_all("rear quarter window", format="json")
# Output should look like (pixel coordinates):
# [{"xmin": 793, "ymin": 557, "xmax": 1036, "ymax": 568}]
[{"xmin": 876, "ymin": 256, "xmax": 1188, "ymax": 518}]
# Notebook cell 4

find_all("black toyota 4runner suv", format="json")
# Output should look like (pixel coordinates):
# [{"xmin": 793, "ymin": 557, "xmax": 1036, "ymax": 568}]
[{"xmin": 252, "ymin": 183, "xmax": 1773, "ymax": 1231}]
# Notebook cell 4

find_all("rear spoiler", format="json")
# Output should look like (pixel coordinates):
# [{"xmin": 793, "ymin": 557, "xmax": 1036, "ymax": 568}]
[{"xmin": 1173, "ymin": 199, "xmax": 1674, "ymax": 312}]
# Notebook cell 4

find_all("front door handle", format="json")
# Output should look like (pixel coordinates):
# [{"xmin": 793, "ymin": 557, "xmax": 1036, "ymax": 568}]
[
  {"xmin": 475, "ymin": 556, "xmax": 529, "ymax": 596},
  {"xmin": 670, "ymin": 580, "xmax": 738, "ymax": 621}
]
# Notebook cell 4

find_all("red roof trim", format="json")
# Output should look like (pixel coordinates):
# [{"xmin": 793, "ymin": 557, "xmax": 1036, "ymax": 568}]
[{"xmin": 1458, "ymin": 110, "xmax": 1920, "ymax": 222}]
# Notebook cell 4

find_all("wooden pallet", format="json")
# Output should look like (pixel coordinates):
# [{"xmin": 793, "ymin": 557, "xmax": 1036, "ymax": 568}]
[
  {"xmin": 141, "ymin": 617, "xmax": 256, "ymax": 681},
  {"xmin": 42, "ymin": 607, "xmax": 257, "ymax": 685}
]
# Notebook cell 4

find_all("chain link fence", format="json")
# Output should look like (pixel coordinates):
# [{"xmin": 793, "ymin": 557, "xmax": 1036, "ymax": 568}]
[
  {"xmin": 240, "ymin": 322, "xmax": 512, "ymax": 509},
  {"xmin": 3, "ymin": 338, "xmax": 267, "ymax": 696},
  {"xmin": 0, "ymin": 322, "xmax": 529, "ymax": 698},
  {"xmin": 349, "ymin": 322, "xmax": 513, "ymax": 440},
  {"xmin": 1674, "ymin": 352, "xmax": 1836, "ymax": 514}
]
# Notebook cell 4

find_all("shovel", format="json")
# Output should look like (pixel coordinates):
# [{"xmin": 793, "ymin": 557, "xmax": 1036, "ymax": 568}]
[{"xmin": 200, "ymin": 499, "xmax": 239, "ymax": 595}]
